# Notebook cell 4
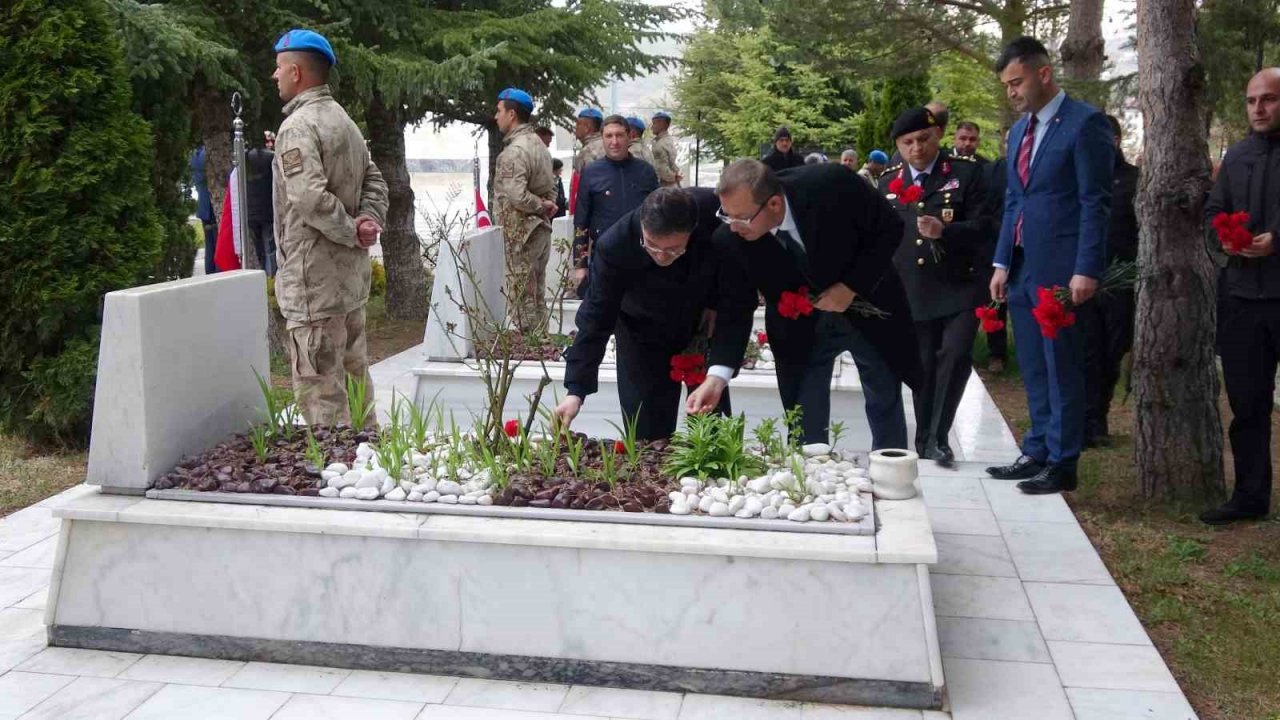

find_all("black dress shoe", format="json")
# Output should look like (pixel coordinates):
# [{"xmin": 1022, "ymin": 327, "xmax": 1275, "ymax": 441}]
[
  {"xmin": 986, "ymin": 455, "xmax": 1044, "ymax": 480},
  {"xmin": 1199, "ymin": 504, "xmax": 1268, "ymax": 526},
  {"xmin": 1017, "ymin": 464, "xmax": 1078, "ymax": 494},
  {"xmin": 933, "ymin": 444, "xmax": 956, "ymax": 468}
]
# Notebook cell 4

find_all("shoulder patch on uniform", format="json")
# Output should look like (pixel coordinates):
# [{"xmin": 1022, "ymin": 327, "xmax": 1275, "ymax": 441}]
[
  {"xmin": 884, "ymin": 163, "xmax": 903, "ymax": 174},
  {"xmin": 281, "ymin": 148, "xmax": 303, "ymax": 176},
  {"xmin": 499, "ymin": 158, "xmax": 515, "ymax": 179},
  {"xmin": 954, "ymin": 154, "xmax": 976, "ymax": 162}
]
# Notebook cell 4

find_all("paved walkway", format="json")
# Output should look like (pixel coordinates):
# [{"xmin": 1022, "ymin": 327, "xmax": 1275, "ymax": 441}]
[{"xmin": 0, "ymin": 357, "xmax": 1198, "ymax": 718}]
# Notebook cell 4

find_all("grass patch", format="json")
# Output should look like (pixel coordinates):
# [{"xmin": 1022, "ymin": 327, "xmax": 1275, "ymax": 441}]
[
  {"xmin": 0, "ymin": 434, "xmax": 87, "ymax": 518},
  {"xmin": 978, "ymin": 359, "xmax": 1280, "ymax": 720}
]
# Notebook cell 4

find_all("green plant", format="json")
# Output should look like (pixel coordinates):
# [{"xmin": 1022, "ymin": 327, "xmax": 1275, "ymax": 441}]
[
  {"xmin": 248, "ymin": 424, "xmax": 270, "ymax": 463},
  {"xmin": 784, "ymin": 405, "xmax": 805, "ymax": 454},
  {"xmin": 564, "ymin": 431, "xmax": 585, "ymax": 477},
  {"xmin": 0, "ymin": 0, "xmax": 164, "ymax": 443},
  {"xmin": 665, "ymin": 414, "xmax": 766, "ymax": 481},
  {"xmin": 346, "ymin": 373, "xmax": 374, "ymax": 429},
  {"xmin": 370, "ymin": 259, "xmax": 388, "ymax": 299},
  {"xmin": 829, "ymin": 420, "xmax": 847, "ymax": 449},
  {"xmin": 752, "ymin": 417, "xmax": 784, "ymax": 464},
  {"xmin": 304, "ymin": 428, "xmax": 326, "ymax": 470},
  {"xmin": 607, "ymin": 410, "xmax": 643, "ymax": 471},
  {"xmin": 597, "ymin": 441, "xmax": 619, "ymax": 490},
  {"xmin": 534, "ymin": 430, "xmax": 559, "ymax": 477}
]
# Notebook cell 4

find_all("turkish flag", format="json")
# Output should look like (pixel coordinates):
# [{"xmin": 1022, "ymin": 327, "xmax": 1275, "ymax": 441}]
[{"xmin": 475, "ymin": 186, "xmax": 492, "ymax": 229}]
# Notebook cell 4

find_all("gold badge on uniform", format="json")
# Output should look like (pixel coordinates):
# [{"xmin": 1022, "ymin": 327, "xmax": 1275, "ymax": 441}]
[
  {"xmin": 942, "ymin": 208, "xmax": 954, "ymax": 223},
  {"xmin": 281, "ymin": 149, "xmax": 303, "ymax": 176}
]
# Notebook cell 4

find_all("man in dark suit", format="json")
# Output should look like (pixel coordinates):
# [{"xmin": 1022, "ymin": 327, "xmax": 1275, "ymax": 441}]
[
  {"xmin": 687, "ymin": 160, "xmax": 922, "ymax": 450},
  {"xmin": 987, "ymin": 36, "xmax": 1114, "ymax": 495},
  {"xmin": 1079, "ymin": 114, "xmax": 1139, "ymax": 448},
  {"xmin": 762, "ymin": 126, "xmax": 805, "ymax": 172},
  {"xmin": 880, "ymin": 107, "xmax": 995, "ymax": 466},
  {"xmin": 556, "ymin": 187, "xmax": 756, "ymax": 440}
]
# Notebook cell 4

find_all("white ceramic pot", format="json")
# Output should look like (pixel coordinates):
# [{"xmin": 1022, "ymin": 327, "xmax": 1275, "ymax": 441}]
[{"xmin": 868, "ymin": 449, "xmax": 920, "ymax": 500}]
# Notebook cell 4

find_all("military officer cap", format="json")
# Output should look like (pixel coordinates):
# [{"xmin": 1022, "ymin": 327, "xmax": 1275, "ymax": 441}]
[
  {"xmin": 274, "ymin": 29, "xmax": 338, "ymax": 67},
  {"xmin": 890, "ymin": 107, "xmax": 938, "ymax": 142},
  {"xmin": 626, "ymin": 115, "xmax": 646, "ymax": 132},
  {"xmin": 652, "ymin": 110, "xmax": 672, "ymax": 121},
  {"xmin": 577, "ymin": 107, "xmax": 603, "ymax": 121},
  {"xmin": 498, "ymin": 88, "xmax": 535, "ymax": 112},
  {"xmin": 869, "ymin": 150, "xmax": 889, "ymax": 164}
]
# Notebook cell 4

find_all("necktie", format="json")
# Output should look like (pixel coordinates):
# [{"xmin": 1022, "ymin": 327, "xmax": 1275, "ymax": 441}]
[
  {"xmin": 915, "ymin": 172, "xmax": 929, "ymax": 187},
  {"xmin": 777, "ymin": 229, "xmax": 811, "ymax": 280},
  {"xmin": 1015, "ymin": 114, "xmax": 1039, "ymax": 246}
]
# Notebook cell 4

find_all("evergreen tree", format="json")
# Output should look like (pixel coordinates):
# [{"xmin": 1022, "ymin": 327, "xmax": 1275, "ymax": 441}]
[
  {"xmin": 855, "ymin": 74, "xmax": 930, "ymax": 158},
  {"xmin": 0, "ymin": 0, "xmax": 163, "ymax": 442}
]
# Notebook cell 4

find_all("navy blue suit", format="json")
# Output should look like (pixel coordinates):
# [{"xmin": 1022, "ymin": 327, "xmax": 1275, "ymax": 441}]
[{"xmin": 996, "ymin": 95, "xmax": 1114, "ymax": 466}]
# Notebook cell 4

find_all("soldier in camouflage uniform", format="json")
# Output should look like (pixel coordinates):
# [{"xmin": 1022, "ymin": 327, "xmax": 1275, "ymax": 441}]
[
  {"xmin": 493, "ymin": 88, "xmax": 558, "ymax": 333},
  {"xmin": 270, "ymin": 29, "xmax": 389, "ymax": 427},
  {"xmin": 573, "ymin": 108, "xmax": 605, "ymax": 175},
  {"xmin": 650, "ymin": 111, "xmax": 682, "ymax": 188},
  {"xmin": 626, "ymin": 116, "xmax": 654, "ymax": 166}
]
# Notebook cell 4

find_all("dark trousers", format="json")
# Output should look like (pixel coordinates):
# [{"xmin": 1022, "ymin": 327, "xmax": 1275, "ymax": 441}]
[
  {"xmin": 914, "ymin": 310, "xmax": 979, "ymax": 452},
  {"xmin": 1078, "ymin": 288, "xmax": 1135, "ymax": 439},
  {"xmin": 1009, "ymin": 263, "xmax": 1086, "ymax": 467},
  {"xmin": 248, "ymin": 219, "xmax": 277, "ymax": 276},
  {"xmin": 985, "ymin": 302, "xmax": 1008, "ymax": 360},
  {"xmin": 1218, "ymin": 295, "xmax": 1280, "ymax": 514},
  {"xmin": 614, "ymin": 329, "xmax": 731, "ymax": 441},
  {"xmin": 775, "ymin": 313, "xmax": 907, "ymax": 450},
  {"xmin": 202, "ymin": 220, "xmax": 218, "ymax": 275}
]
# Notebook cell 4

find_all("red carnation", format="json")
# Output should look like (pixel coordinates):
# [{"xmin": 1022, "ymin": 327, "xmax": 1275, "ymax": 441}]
[
  {"xmin": 669, "ymin": 352, "xmax": 708, "ymax": 386},
  {"xmin": 669, "ymin": 368, "xmax": 684, "ymax": 382},
  {"xmin": 613, "ymin": 440, "xmax": 627, "ymax": 454},
  {"xmin": 888, "ymin": 177, "xmax": 905, "ymax": 195},
  {"xmin": 900, "ymin": 185, "xmax": 924, "ymax": 205},
  {"xmin": 778, "ymin": 287, "xmax": 814, "ymax": 320},
  {"xmin": 974, "ymin": 305, "xmax": 1004, "ymax": 333},
  {"xmin": 1031, "ymin": 287, "xmax": 1076, "ymax": 339},
  {"xmin": 756, "ymin": 331, "xmax": 768, "ymax": 345},
  {"xmin": 503, "ymin": 419, "xmax": 519, "ymax": 437},
  {"xmin": 1213, "ymin": 211, "xmax": 1253, "ymax": 254}
]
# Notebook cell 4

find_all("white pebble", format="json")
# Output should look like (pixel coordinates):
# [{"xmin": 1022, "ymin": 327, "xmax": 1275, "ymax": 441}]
[
  {"xmin": 318, "ymin": 486, "xmax": 339, "ymax": 498},
  {"xmin": 339, "ymin": 487, "xmax": 359, "ymax": 499},
  {"xmin": 708, "ymin": 502, "xmax": 731, "ymax": 517},
  {"xmin": 384, "ymin": 487, "xmax": 407, "ymax": 502},
  {"xmin": 437, "ymin": 480, "xmax": 464, "ymax": 496},
  {"xmin": 459, "ymin": 495, "xmax": 477, "ymax": 505},
  {"xmin": 379, "ymin": 477, "xmax": 396, "ymax": 496},
  {"xmin": 337, "ymin": 471, "xmax": 361, "ymax": 489},
  {"xmin": 802, "ymin": 443, "xmax": 831, "ymax": 457},
  {"xmin": 760, "ymin": 506, "xmax": 780, "ymax": 520},
  {"xmin": 477, "ymin": 495, "xmax": 493, "ymax": 506},
  {"xmin": 408, "ymin": 491, "xmax": 424, "ymax": 502},
  {"xmin": 669, "ymin": 491, "xmax": 686, "ymax": 503},
  {"xmin": 412, "ymin": 479, "xmax": 437, "ymax": 494},
  {"xmin": 811, "ymin": 506, "xmax": 830, "ymax": 522},
  {"xmin": 424, "ymin": 490, "xmax": 440, "ymax": 503},
  {"xmin": 325, "ymin": 463, "xmax": 350, "ymax": 475},
  {"xmin": 682, "ymin": 486, "xmax": 698, "ymax": 496},
  {"xmin": 438, "ymin": 494, "xmax": 458, "ymax": 504},
  {"xmin": 669, "ymin": 500, "xmax": 691, "ymax": 515},
  {"xmin": 697, "ymin": 495, "xmax": 715, "ymax": 513},
  {"xmin": 787, "ymin": 506, "xmax": 811, "ymax": 522},
  {"xmin": 355, "ymin": 487, "xmax": 379, "ymax": 501},
  {"xmin": 710, "ymin": 488, "xmax": 729, "ymax": 504},
  {"xmin": 747, "ymin": 475, "xmax": 772, "ymax": 494},
  {"xmin": 320, "ymin": 470, "xmax": 340, "ymax": 484},
  {"xmin": 728, "ymin": 496, "xmax": 746, "ymax": 514}
]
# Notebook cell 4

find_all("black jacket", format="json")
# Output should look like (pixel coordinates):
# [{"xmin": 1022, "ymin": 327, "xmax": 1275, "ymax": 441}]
[
  {"xmin": 573, "ymin": 155, "xmax": 659, "ymax": 268},
  {"xmin": 762, "ymin": 149, "xmax": 804, "ymax": 173},
  {"xmin": 554, "ymin": 176, "xmax": 568, "ymax": 219},
  {"xmin": 245, "ymin": 148, "xmax": 275, "ymax": 224},
  {"xmin": 878, "ymin": 152, "xmax": 996, "ymax": 321},
  {"xmin": 1205, "ymin": 132, "xmax": 1280, "ymax": 299},
  {"xmin": 564, "ymin": 187, "xmax": 757, "ymax": 398},
  {"xmin": 1109, "ymin": 156, "xmax": 1139, "ymax": 263},
  {"xmin": 716, "ymin": 164, "xmax": 923, "ymax": 390}
]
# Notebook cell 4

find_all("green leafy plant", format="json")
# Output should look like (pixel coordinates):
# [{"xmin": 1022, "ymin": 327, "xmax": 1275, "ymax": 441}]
[
  {"xmin": 665, "ymin": 414, "xmax": 765, "ymax": 481},
  {"xmin": 752, "ymin": 417, "xmax": 784, "ymax": 464},
  {"xmin": 784, "ymin": 405, "xmax": 805, "ymax": 454},
  {"xmin": 597, "ymin": 441, "xmax": 620, "ymax": 490},
  {"xmin": 829, "ymin": 420, "xmax": 847, "ymax": 450},
  {"xmin": 607, "ymin": 409, "xmax": 643, "ymax": 471},
  {"xmin": 254, "ymin": 369, "xmax": 291, "ymax": 437},
  {"xmin": 564, "ymin": 431, "xmax": 585, "ymax": 477},
  {"xmin": 346, "ymin": 373, "xmax": 374, "ymax": 429},
  {"xmin": 248, "ymin": 423, "xmax": 270, "ymax": 463},
  {"xmin": 304, "ymin": 428, "xmax": 326, "ymax": 470}
]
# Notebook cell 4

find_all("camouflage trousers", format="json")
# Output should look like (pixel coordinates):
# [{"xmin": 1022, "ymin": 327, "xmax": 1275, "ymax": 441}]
[
  {"xmin": 286, "ymin": 305, "xmax": 375, "ymax": 428},
  {"xmin": 504, "ymin": 225, "xmax": 551, "ymax": 333}
]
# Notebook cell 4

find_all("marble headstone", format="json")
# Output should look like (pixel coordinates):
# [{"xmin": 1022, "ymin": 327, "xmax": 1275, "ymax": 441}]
[
  {"xmin": 424, "ymin": 226, "xmax": 507, "ymax": 361},
  {"xmin": 87, "ymin": 270, "xmax": 269, "ymax": 494},
  {"xmin": 547, "ymin": 216, "xmax": 573, "ymax": 299}
]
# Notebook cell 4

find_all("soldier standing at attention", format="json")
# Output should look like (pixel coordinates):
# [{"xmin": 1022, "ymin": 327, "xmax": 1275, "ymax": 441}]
[
  {"xmin": 626, "ymin": 116, "xmax": 655, "ymax": 165},
  {"xmin": 494, "ymin": 88, "xmax": 558, "ymax": 333},
  {"xmin": 650, "ymin": 110, "xmax": 683, "ymax": 188},
  {"xmin": 271, "ymin": 29, "xmax": 388, "ymax": 426},
  {"xmin": 879, "ymin": 107, "xmax": 994, "ymax": 467}
]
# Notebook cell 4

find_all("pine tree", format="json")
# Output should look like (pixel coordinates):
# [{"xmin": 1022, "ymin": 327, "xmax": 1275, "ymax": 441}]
[{"xmin": 0, "ymin": 0, "xmax": 163, "ymax": 443}]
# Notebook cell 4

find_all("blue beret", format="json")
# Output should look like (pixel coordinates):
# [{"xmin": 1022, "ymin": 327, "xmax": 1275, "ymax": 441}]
[
  {"xmin": 498, "ymin": 88, "xmax": 534, "ymax": 112},
  {"xmin": 274, "ymin": 29, "xmax": 337, "ymax": 67},
  {"xmin": 626, "ymin": 116, "xmax": 646, "ymax": 132},
  {"xmin": 577, "ymin": 108, "xmax": 604, "ymax": 121},
  {"xmin": 652, "ymin": 110, "xmax": 672, "ymax": 121},
  {"xmin": 869, "ymin": 150, "xmax": 889, "ymax": 164}
]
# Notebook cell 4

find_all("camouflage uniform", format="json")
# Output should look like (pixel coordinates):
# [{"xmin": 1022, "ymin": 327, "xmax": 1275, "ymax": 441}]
[
  {"xmin": 651, "ymin": 130, "xmax": 681, "ymax": 187},
  {"xmin": 273, "ymin": 84, "xmax": 389, "ymax": 427},
  {"xmin": 573, "ymin": 132, "xmax": 605, "ymax": 174},
  {"xmin": 494, "ymin": 123, "xmax": 557, "ymax": 332},
  {"xmin": 629, "ymin": 138, "xmax": 654, "ymax": 166}
]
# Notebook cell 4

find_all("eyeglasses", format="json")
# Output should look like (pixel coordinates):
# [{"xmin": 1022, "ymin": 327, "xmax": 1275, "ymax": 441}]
[
  {"xmin": 715, "ymin": 200, "xmax": 767, "ymax": 228},
  {"xmin": 640, "ymin": 236, "xmax": 687, "ymax": 260}
]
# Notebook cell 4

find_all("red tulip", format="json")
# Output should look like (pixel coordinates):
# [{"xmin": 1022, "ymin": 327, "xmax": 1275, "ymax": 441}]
[{"xmin": 503, "ymin": 419, "xmax": 519, "ymax": 437}]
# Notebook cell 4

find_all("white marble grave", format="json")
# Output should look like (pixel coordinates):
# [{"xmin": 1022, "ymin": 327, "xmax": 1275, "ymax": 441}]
[
  {"xmin": 87, "ymin": 271, "xmax": 269, "ymax": 494},
  {"xmin": 424, "ymin": 226, "xmax": 507, "ymax": 361}
]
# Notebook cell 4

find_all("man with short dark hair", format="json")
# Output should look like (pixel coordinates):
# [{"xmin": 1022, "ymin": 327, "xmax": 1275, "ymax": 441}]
[
  {"xmin": 493, "ymin": 87, "xmax": 559, "ymax": 333},
  {"xmin": 572, "ymin": 115, "xmax": 659, "ymax": 296},
  {"xmin": 687, "ymin": 159, "xmax": 921, "ymax": 450},
  {"xmin": 762, "ymin": 126, "xmax": 805, "ymax": 172},
  {"xmin": 534, "ymin": 126, "xmax": 554, "ymax": 147},
  {"xmin": 551, "ymin": 158, "xmax": 568, "ymax": 218},
  {"xmin": 953, "ymin": 121, "xmax": 985, "ymax": 162},
  {"xmin": 556, "ymin": 187, "xmax": 756, "ymax": 439},
  {"xmin": 987, "ymin": 36, "xmax": 1114, "ymax": 495},
  {"xmin": 245, "ymin": 141, "xmax": 277, "ymax": 275},
  {"xmin": 1200, "ymin": 68, "xmax": 1280, "ymax": 524}
]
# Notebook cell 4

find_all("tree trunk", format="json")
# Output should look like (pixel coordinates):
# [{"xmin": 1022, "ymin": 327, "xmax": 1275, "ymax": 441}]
[
  {"xmin": 1061, "ymin": 0, "xmax": 1107, "ymax": 107},
  {"xmin": 1132, "ymin": 0, "xmax": 1225, "ymax": 503},
  {"xmin": 196, "ymin": 88, "xmax": 233, "ymax": 227},
  {"xmin": 486, "ymin": 122, "xmax": 504, "ymax": 209},
  {"xmin": 367, "ymin": 91, "xmax": 430, "ymax": 321}
]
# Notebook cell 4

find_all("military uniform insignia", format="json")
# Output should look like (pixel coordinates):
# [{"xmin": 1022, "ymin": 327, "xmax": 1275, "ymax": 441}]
[
  {"xmin": 886, "ymin": 194, "xmax": 897, "ymax": 201},
  {"xmin": 281, "ymin": 148, "xmax": 303, "ymax": 176},
  {"xmin": 941, "ymin": 179, "xmax": 960, "ymax": 191},
  {"xmin": 499, "ymin": 159, "xmax": 515, "ymax": 179},
  {"xmin": 942, "ymin": 208, "xmax": 954, "ymax": 223}
]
